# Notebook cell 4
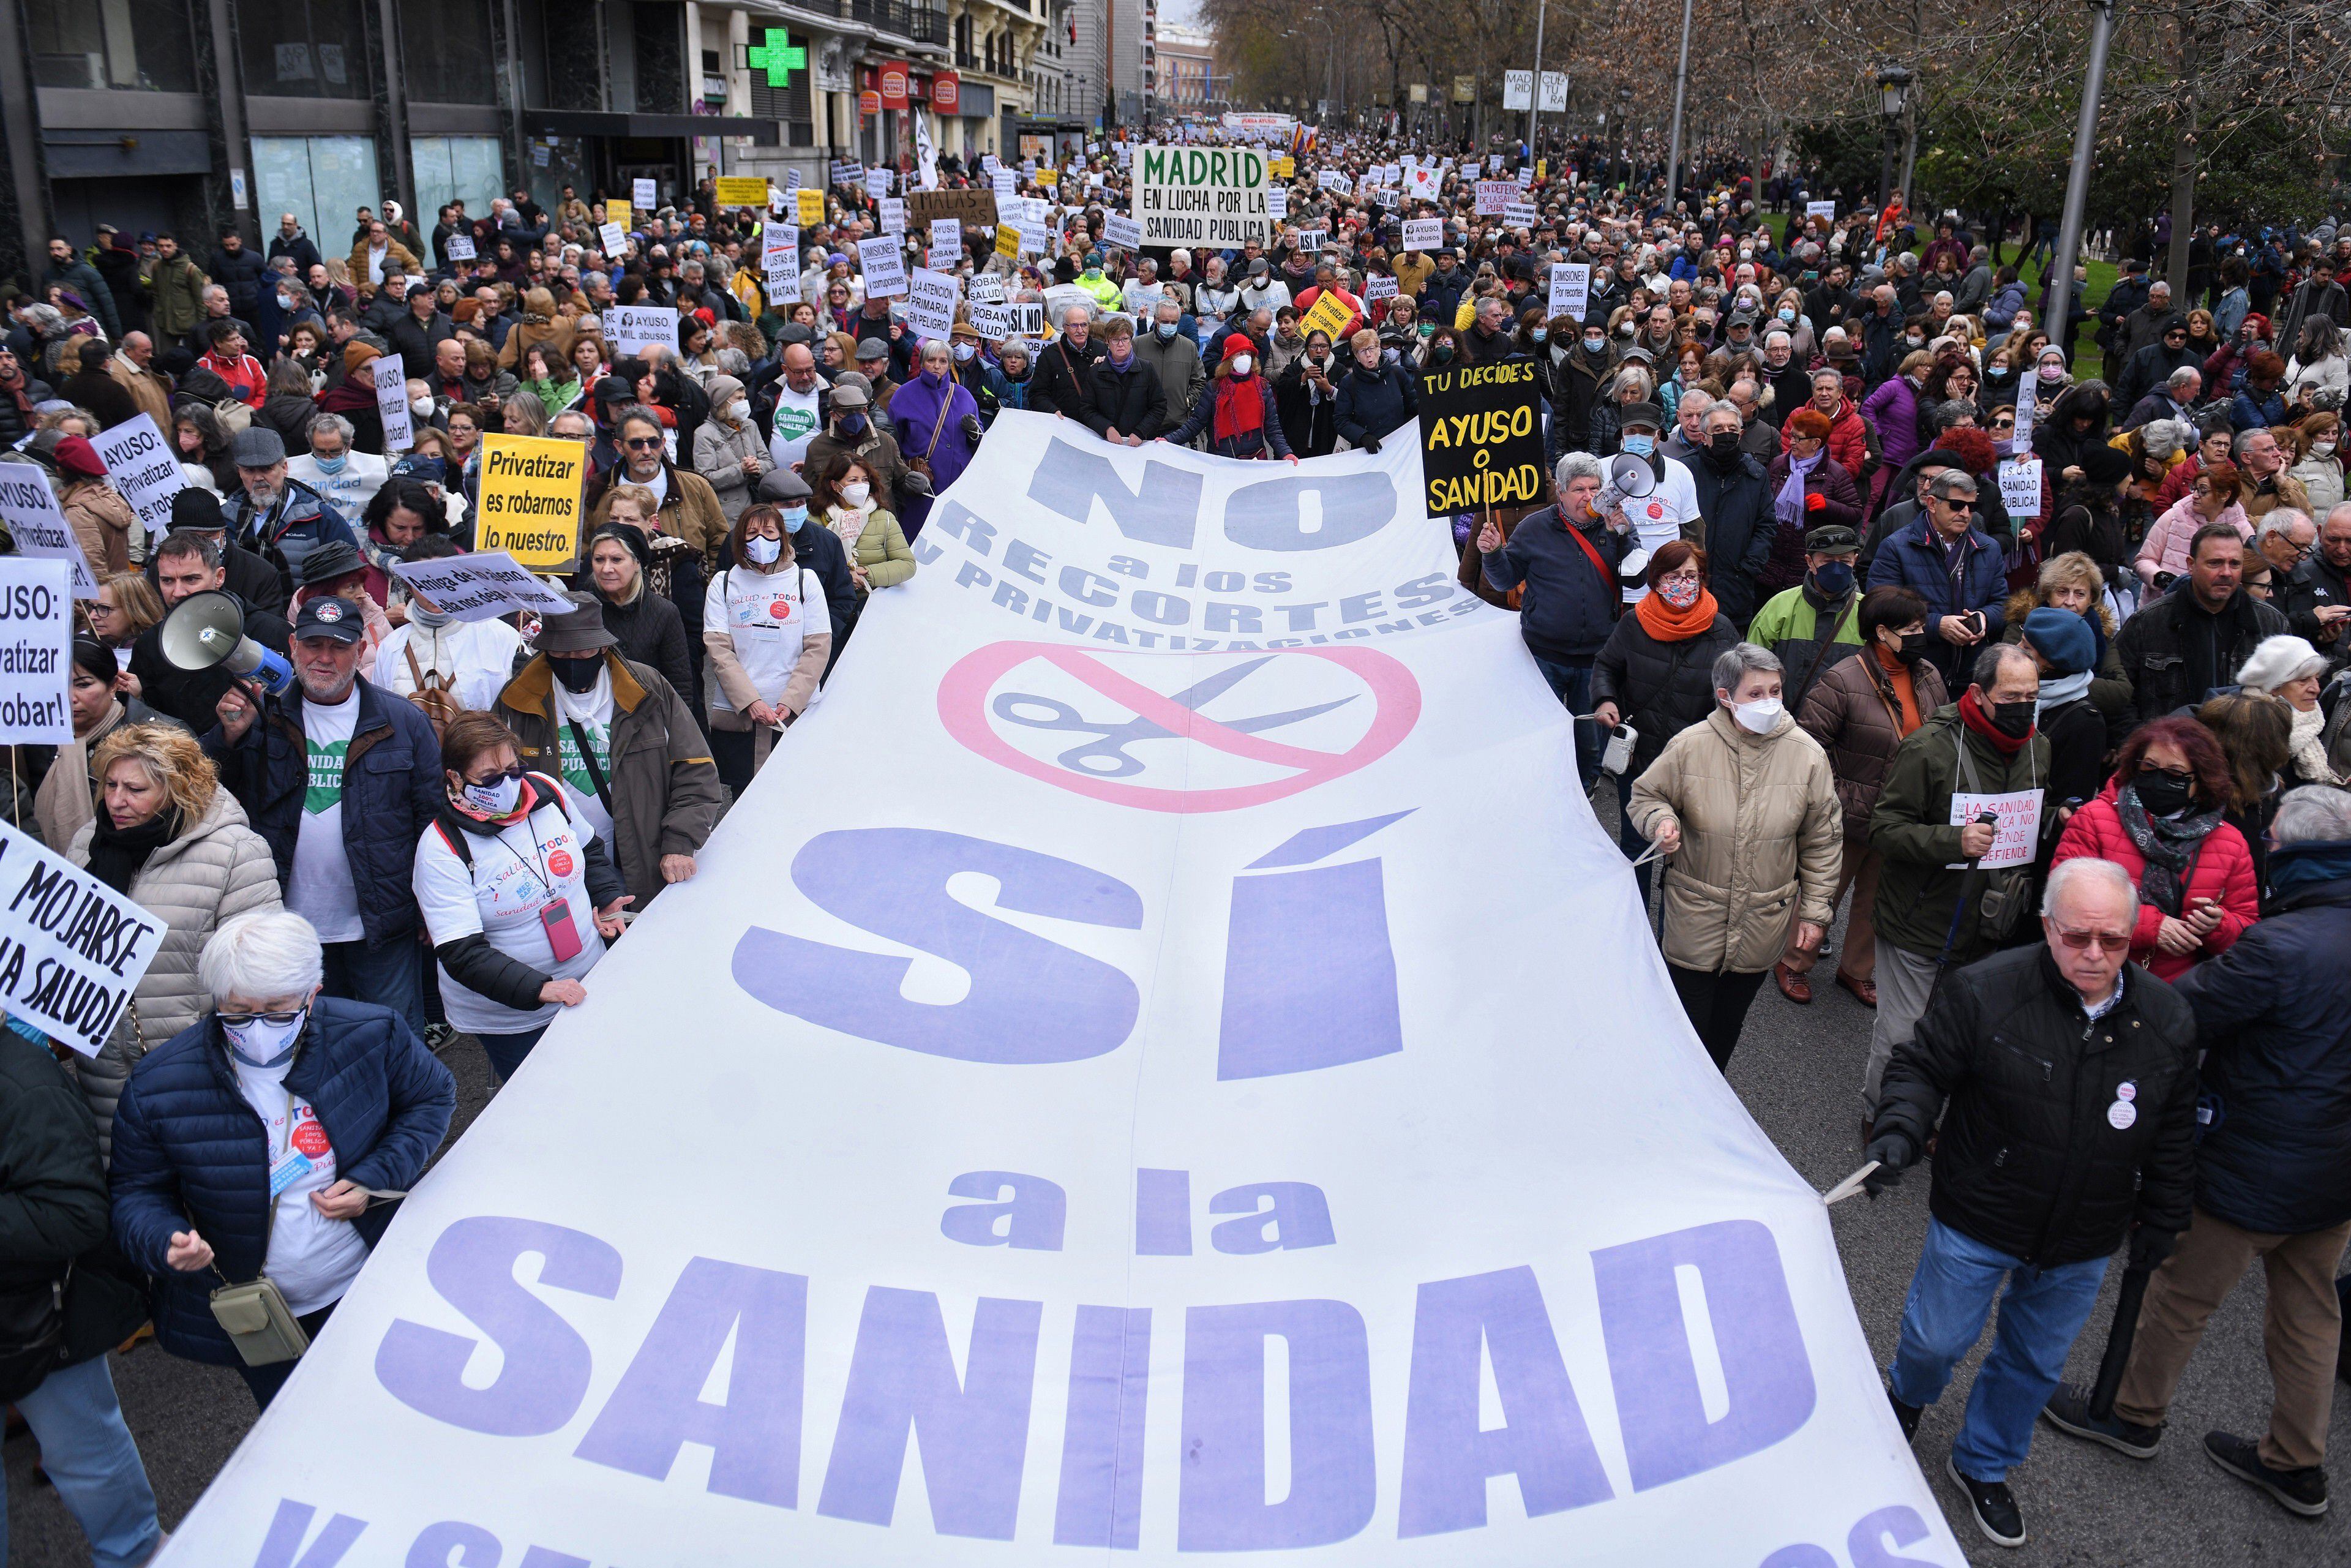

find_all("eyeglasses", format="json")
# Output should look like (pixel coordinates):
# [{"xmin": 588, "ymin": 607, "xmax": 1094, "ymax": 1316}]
[
  {"xmin": 217, "ymin": 1007, "xmax": 306, "ymax": 1028},
  {"xmin": 465, "ymin": 765, "xmax": 525, "ymax": 787},
  {"xmin": 624, "ymin": 436, "xmax": 664, "ymax": 450},
  {"xmin": 2048, "ymin": 923, "xmax": 2132, "ymax": 955},
  {"xmin": 1935, "ymin": 497, "xmax": 1976, "ymax": 511}
]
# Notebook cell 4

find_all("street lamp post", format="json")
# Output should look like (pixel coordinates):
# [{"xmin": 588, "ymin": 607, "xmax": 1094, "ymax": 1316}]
[
  {"xmin": 1663, "ymin": 0, "xmax": 1695, "ymax": 209},
  {"xmin": 1874, "ymin": 63, "xmax": 1913, "ymax": 217},
  {"xmin": 2039, "ymin": 0, "xmax": 2117, "ymax": 361}
]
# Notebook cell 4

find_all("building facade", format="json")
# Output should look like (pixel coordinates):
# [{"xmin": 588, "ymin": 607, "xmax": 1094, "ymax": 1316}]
[
  {"xmin": 0, "ymin": 0, "xmax": 1053, "ymax": 277},
  {"xmin": 1153, "ymin": 22, "xmax": 1214, "ymax": 113}
]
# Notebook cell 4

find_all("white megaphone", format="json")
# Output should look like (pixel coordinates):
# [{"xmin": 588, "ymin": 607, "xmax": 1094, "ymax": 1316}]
[
  {"xmin": 1607, "ymin": 451, "xmax": 1657, "ymax": 499},
  {"xmin": 159, "ymin": 590, "xmax": 294, "ymax": 697}
]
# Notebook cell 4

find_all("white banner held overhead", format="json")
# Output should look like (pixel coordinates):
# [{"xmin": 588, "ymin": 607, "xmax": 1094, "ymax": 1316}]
[
  {"xmin": 157, "ymin": 411, "xmax": 1965, "ymax": 1568},
  {"xmin": 0, "ymin": 464, "xmax": 99, "ymax": 596},
  {"xmin": 0, "ymin": 558, "xmax": 73, "ymax": 744},
  {"xmin": 1401, "ymin": 217, "xmax": 1444, "ymax": 252},
  {"xmin": 373, "ymin": 354, "xmax": 413, "ymax": 457},
  {"xmin": 1134, "ymin": 144, "xmax": 1272, "ymax": 247},
  {"xmin": 606, "ymin": 304, "xmax": 680, "ymax": 358},
  {"xmin": 389, "ymin": 552, "xmax": 580, "ymax": 623},
  {"xmin": 0, "ymin": 818, "xmax": 164, "ymax": 1056},
  {"xmin": 89, "ymin": 413, "xmax": 186, "ymax": 548}
]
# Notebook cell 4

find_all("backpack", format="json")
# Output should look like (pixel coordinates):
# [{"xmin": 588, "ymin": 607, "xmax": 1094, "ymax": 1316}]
[{"xmin": 402, "ymin": 641, "xmax": 465, "ymax": 740}]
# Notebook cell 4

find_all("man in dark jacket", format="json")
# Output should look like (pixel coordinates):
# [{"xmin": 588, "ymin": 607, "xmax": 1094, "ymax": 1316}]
[
  {"xmin": 2042, "ymin": 787, "xmax": 2351, "ymax": 1518},
  {"xmin": 133, "ymin": 527, "xmax": 293, "ymax": 730},
  {"xmin": 2113, "ymin": 523, "xmax": 2288, "ymax": 724},
  {"xmin": 42, "ymin": 236, "xmax": 121, "ymax": 339},
  {"xmin": 206, "ymin": 228, "xmax": 268, "ymax": 321},
  {"xmin": 388, "ymin": 283, "xmax": 456, "ymax": 383},
  {"xmin": 2284, "ymin": 501, "xmax": 2351, "ymax": 661},
  {"xmin": 57, "ymin": 337, "xmax": 141, "ymax": 431},
  {"xmin": 1687, "ymin": 403, "xmax": 1774, "ymax": 629},
  {"xmin": 1029, "ymin": 304, "xmax": 1106, "ymax": 419},
  {"xmin": 0, "ymin": 1024, "xmax": 160, "ymax": 1561},
  {"xmin": 1477, "ymin": 453, "xmax": 1638, "ymax": 790},
  {"xmin": 1546, "ymin": 324, "xmax": 1615, "ymax": 468},
  {"xmin": 1078, "ymin": 318, "xmax": 1168, "ymax": 443},
  {"xmin": 266, "ymin": 213, "xmax": 324, "ymax": 279},
  {"xmin": 222, "ymin": 425, "xmax": 363, "ymax": 598},
  {"xmin": 1867, "ymin": 857, "xmax": 2199, "ymax": 1548},
  {"xmin": 1864, "ymin": 642, "xmax": 2050, "ymax": 1117},
  {"xmin": 205, "ymin": 596, "xmax": 444, "ymax": 1032},
  {"xmin": 1867, "ymin": 468, "xmax": 2011, "ymax": 693}
]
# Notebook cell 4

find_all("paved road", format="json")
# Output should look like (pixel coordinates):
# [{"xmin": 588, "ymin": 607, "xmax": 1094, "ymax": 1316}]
[{"xmin": 6, "ymin": 875, "xmax": 2344, "ymax": 1564}]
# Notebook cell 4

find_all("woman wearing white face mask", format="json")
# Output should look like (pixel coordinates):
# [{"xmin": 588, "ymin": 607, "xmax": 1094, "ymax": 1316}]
[
  {"xmin": 814, "ymin": 453, "xmax": 915, "ymax": 605},
  {"xmin": 413, "ymin": 712, "xmax": 629, "ymax": 1082},
  {"xmin": 702, "ymin": 503, "xmax": 833, "ymax": 793},
  {"xmin": 107, "ymin": 909, "xmax": 455, "ymax": 1410},
  {"xmin": 1626, "ymin": 642, "xmax": 1843, "ymax": 1072},
  {"xmin": 690, "ymin": 373, "xmax": 773, "ymax": 524}
]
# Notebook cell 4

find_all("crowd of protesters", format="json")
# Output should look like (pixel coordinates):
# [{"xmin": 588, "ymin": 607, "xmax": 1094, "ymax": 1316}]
[{"xmin": 1, "ymin": 118, "xmax": 2350, "ymax": 1564}]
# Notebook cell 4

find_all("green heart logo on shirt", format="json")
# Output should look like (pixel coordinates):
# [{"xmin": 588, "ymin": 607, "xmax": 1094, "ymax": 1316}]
[{"xmin": 305, "ymin": 738, "xmax": 347, "ymax": 814}]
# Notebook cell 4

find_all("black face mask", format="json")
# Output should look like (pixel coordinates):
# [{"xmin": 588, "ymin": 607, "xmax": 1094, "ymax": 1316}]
[
  {"xmin": 2132, "ymin": 770, "xmax": 2196, "ymax": 816},
  {"xmin": 1708, "ymin": 431, "xmax": 1742, "ymax": 459},
  {"xmin": 1894, "ymin": 631, "xmax": 1929, "ymax": 664},
  {"xmin": 546, "ymin": 653, "xmax": 604, "ymax": 694},
  {"xmin": 1990, "ymin": 699, "xmax": 2037, "ymax": 739}
]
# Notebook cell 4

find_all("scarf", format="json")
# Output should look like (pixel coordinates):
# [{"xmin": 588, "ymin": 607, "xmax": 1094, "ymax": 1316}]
[
  {"xmin": 1212, "ymin": 372, "xmax": 1267, "ymax": 443},
  {"xmin": 447, "ymin": 772, "xmax": 540, "ymax": 828},
  {"xmin": 2036, "ymin": 669, "xmax": 2093, "ymax": 716},
  {"xmin": 1633, "ymin": 585, "xmax": 1719, "ymax": 642},
  {"xmin": 87, "ymin": 805, "xmax": 181, "ymax": 895},
  {"xmin": 2115, "ymin": 780, "xmax": 2222, "ymax": 917},
  {"xmin": 2269, "ymin": 840, "xmax": 2351, "ymax": 904},
  {"xmin": 1774, "ymin": 446, "xmax": 1822, "ymax": 527},
  {"xmin": 1957, "ymin": 686, "xmax": 2033, "ymax": 756},
  {"xmin": 2289, "ymin": 701, "xmax": 2342, "ymax": 786}
]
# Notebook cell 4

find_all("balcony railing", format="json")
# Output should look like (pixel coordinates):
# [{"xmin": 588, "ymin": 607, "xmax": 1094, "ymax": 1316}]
[{"xmin": 837, "ymin": 0, "xmax": 946, "ymax": 43}]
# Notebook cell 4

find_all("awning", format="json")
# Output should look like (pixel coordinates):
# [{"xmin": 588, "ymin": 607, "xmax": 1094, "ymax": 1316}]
[{"xmin": 523, "ymin": 110, "xmax": 777, "ymax": 138}]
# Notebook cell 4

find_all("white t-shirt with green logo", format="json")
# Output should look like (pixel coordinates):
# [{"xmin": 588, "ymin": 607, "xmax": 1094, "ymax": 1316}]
[
  {"xmin": 767, "ymin": 382, "xmax": 823, "ymax": 471},
  {"xmin": 288, "ymin": 686, "xmax": 364, "ymax": 942},
  {"xmin": 551, "ymin": 666, "xmax": 617, "ymax": 842}
]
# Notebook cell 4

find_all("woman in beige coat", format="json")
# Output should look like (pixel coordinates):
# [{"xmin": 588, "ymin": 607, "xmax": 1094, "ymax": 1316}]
[
  {"xmin": 67, "ymin": 723, "xmax": 280, "ymax": 1158},
  {"xmin": 1628, "ymin": 642, "xmax": 1842, "ymax": 1071}
]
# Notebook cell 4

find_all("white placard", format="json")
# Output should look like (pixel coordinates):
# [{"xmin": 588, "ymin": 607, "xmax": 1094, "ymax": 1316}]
[
  {"xmin": 866, "ymin": 168, "xmax": 894, "ymax": 201},
  {"xmin": 370, "ymin": 353, "xmax": 413, "ymax": 456},
  {"xmin": 90, "ymin": 413, "xmax": 186, "ymax": 547},
  {"xmin": 1517, "ymin": 165, "xmax": 1535, "ymax": 189},
  {"xmin": 389, "ymin": 551, "xmax": 579, "ymax": 622},
  {"xmin": 763, "ymin": 223, "xmax": 801, "ymax": 271},
  {"xmin": 931, "ymin": 217, "xmax": 961, "ymax": 256},
  {"xmin": 1364, "ymin": 274, "xmax": 1399, "ymax": 302},
  {"xmin": 598, "ymin": 221, "xmax": 629, "ymax": 257},
  {"xmin": 444, "ymin": 234, "xmax": 476, "ymax": 261},
  {"xmin": 905, "ymin": 267, "xmax": 961, "ymax": 340},
  {"xmin": 1998, "ymin": 458, "xmax": 2044, "ymax": 517},
  {"xmin": 0, "ymin": 469, "xmax": 98, "ymax": 597},
  {"xmin": 0, "ymin": 558, "xmax": 73, "ymax": 744},
  {"xmin": 151, "ymin": 415, "xmax": 1970, "ymax": 1568},
  {"xmin": 0, "ymin": 817, "xmax": 165, "ymax": 1056},
  {"xmin": 1265, "ymin": 189, "xmax": 1288, "ymax": 221},
  {"xmin": 1548, "ymin": 262, "xmax": 1591, "ymax": 321},
  {"xmin": 632, "ymin": 177, "xmax": 656, "ymax": 211},
  {"xmin": 993, "ymin": 170, "xmax": 1017, "ymax": 201},
  {"xmin": 1502, "ymin": 71, "xmax": 1532, "ymax": 111},
  {"xmin": 1295, "ymin": 229, "xmax": 1327, "ymax": 253},
  {"xmin": 1103, "ymin": 213, "xmax": 1144, "ymax": 251},
  {"xmin": 1475, "ymin": 181, "xmax": 1516, "ymax": 216},
  {"xmin": 969, "ymin": 273, "xmax": 1007, "ymax": 305},
  {"xmin": 1402, "ymin": 218, "xmax": 1444, "ymax": 252},
  {"xmin": 1504, "ymin": 203, "xmax": 1538, "ymax": 230},
  {"xmin": 606, "ymin": 304, "xmax": 680, "ymax": 358},
  {"xmin": 1319, "ymin": 170, "xmax": 1354, "ymax": 194},
  {"xmin": 968, "ymin": 299, "xmax": 1013, "ymax": 340},
  {"xmin": 880, "ymin": 197, "xmax": 907, "ymax": 235},
  {"xmin": 1540, "ymin": 69, "xmax": 1569, "ymax": 111},
  {"xmin": 1947, "ymin": 789, "xmax": 2045, "ymax": 871},
  {"xmin": 1463, "ymin": 159, "xmax": 1483, "ymax": 179},
  {"xmin": 1806, "ymin": 201, "xmax": 1837, "ymax": 221},
  {"xmin": 858, "ymin": 235, "xmax": 909, "ymax": 299}
]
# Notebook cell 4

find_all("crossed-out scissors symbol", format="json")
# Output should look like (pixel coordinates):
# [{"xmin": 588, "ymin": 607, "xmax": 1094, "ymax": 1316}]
[{"xmin": 989, "ymin": 656, "xmax": 1359, "ymax": 778}]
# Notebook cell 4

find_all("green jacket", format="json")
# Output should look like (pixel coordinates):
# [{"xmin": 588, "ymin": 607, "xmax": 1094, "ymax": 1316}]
[
  {"xmin": 146, "ymin": 254, "xmax": 209, "ymax": 336},
  {"xmin": 1867, "ymin": 703, "xmax": 2050, "ymax": 961},
  {"xmin": 1746, "ymin": 583, "xmax": 1862, "ymax": 709}
]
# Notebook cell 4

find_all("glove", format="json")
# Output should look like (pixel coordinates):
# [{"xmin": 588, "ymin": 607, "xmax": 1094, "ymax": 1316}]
[
  {"xmin": 1361, "ymin": 436, "xmax": 1382, "ymax": 454},
  {"xmin": 1805, "ymin": 490, "xmax": 1826, "ymax": 512},
  {"xmin": 2128, "ymin": 1226, "xmax": 2177, "ymax": 1270},
  {"xmin": 901, "ymin": 470, "xmax": 934, "ymax": 498},
  {"xmin": 961, "ymin": 414, "xmax": 984, "ymax": 443},
  {"xmin": 1861, "ymin": 1131, "xmax": 1917, "ymax": 1197}
]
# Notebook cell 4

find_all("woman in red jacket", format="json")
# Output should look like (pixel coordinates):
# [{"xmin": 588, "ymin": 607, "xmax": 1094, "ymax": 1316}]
[
  {"xmin": 2050, "ymin": 716, "xmax": 2258, "ymax": 981},
  {"xmin": 1783, "ymin": 367, "xmax": 1870, "ymax": 481}
]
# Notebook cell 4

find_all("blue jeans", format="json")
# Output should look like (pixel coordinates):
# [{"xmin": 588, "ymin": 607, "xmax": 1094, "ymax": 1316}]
[
  {"xmin": 1531, "ymin": 656, "xmax": 1602, "ymax": 793},
  {"xmin": 321, "ymin": 936, "xmax": 426, "ymax": 1037},
  {"xmin": 0, "ymin": 1356, "xmax": 160, "ymax": 1567},
  {"xmin": 1614, "ymin": 771, "xmax": 1655, "ymax": 902},
  {"xmin": 476, "ymin": 1023, "xmax": 550, "ymax": 1082},
  {"xmin": 1889, "ymin": 1218, "xmax": 2110, "ymax": 1481}
]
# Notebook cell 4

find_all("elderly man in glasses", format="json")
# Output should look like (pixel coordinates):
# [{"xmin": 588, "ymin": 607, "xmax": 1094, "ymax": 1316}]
[{"xmin": 1862, "ymin": 855, "xmax": 2200, "ymax": 1548}]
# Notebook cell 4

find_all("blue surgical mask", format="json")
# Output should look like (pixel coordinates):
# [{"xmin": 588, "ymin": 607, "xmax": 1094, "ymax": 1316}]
[
  {"xmin": 222, "ymin": 1008, "xmax": 308, "ymax": 1070},
  {"xmin": 1622, "ymin": 433, "xmax": 1654, "ymax": 457},
  {"xmin": 1155, "ymin": 321, "xmax": 1179, "ymax": 340},
  {"xmin": 1530, "ymin": 327, "xmax": 1547, "ymax": 343},
  {"xmin": 1778, "ymin": 308, "xmax": 1797, "ymax": 323},
  {"xmin": 837, "ymin": 411, "xmax": 867, "ymax": 435},
  {"xmin": 779, "ymin": 503, "xmax": 809, "ymax": 529},
  {"xmin": 314, "ymin": 452, "xmax": 347, "ymax": 474}
]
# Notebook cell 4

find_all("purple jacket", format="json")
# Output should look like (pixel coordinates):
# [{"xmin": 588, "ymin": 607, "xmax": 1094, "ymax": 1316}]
[
  {"xmin": 1862, "ymin": 373, "xmax": 1924, "ymax": 472},
  {"xmin": 886, "ymin": 369, "xmax": 982, "ymax": 536}
]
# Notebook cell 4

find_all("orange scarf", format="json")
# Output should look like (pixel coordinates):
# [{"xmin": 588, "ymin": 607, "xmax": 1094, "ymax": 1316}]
[{"xmin": 1634, "ymin": 587, "xmax": 1719, "ymax": 642}]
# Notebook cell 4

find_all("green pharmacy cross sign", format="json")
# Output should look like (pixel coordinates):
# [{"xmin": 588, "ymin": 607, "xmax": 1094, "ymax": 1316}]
[{"xmin": 747, "ymin": 28, "xmax": 805, "ymax": 88}]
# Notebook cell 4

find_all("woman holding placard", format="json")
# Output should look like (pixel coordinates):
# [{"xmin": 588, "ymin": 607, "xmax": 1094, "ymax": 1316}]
[{"xmin": 67, "ymin": 722, "xmax": 280, "ymax": 1158}]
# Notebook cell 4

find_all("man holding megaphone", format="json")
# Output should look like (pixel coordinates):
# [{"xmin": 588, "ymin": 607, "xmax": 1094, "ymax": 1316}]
[{"xmin": 129, "ymin": 528, "xmax": 295, "ymax": 733}]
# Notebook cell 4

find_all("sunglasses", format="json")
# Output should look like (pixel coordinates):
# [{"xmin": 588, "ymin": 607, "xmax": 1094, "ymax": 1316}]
[
  {"xmin": 624, "ymin": 436, "xmax": 665, "ymax": 449},
  {"xmin": 464, "ymin": 765, "xmax": 525, "ymax": 787},
  {"xmin": 217, "ymin": 1007, "xmax": 306, "ymax": 1028},
  {"xmin": 2049, "ymin": 923, "xmax": 2132, "ymax": 955},
  {"xmin": 1936, "ymin": 497, "xmax": 1976, "ymax": 511}
]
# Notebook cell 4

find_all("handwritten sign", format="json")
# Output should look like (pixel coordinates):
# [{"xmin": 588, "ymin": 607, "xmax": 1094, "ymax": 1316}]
[
  {"xmin": 389, "ymin": 550, "xmax": 579, "ymax": 622},
  {"xmin": 1998, "ymin": 457, "xmax": 2043, "ymax": 516},
  {"xmin": 1402, "ymin": 218, "xmax": 1444, "ymax": 252},
  {"xmin": 373, "ymin": 354, "xmax": 413, "ymax": 457},
  {"xmin": 89, "ymin": 413, "xmax": 186, "ymax": 548},
  {"xmin": 858, "ymin": 235, "xmax": 908, "ymax": 299},
  {"xmin": 1947, "ymin": 789, "xmax": 2044, "ymax": 871},
  {"xmin": 905, "ymin": 267, "xmax": 961, "ymax": 340},
  {"xmin": 1548, "ymin": 263, "xmax": 1591, "ymax": 321}
]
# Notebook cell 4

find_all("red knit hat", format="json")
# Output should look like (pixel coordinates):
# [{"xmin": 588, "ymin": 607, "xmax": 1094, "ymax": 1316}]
[
  {"xmin": 1219, "ymin": 334, "xmax": 1256, "ymax": 369},
  {"xmin": 52, "ymin": 433, "xmax": 106, "ymax": 479}
]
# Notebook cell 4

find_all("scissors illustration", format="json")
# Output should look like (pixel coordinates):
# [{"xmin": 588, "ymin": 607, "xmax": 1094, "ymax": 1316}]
[{"xmin": 991, "ymin": 657, "xmax": 1357, "ymax": 777}]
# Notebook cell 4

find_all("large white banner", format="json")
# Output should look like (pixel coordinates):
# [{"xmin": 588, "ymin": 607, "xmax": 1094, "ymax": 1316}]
[{"xmin": 158, "ymin": 414, "xmax": 1962, "ymax": 1567}]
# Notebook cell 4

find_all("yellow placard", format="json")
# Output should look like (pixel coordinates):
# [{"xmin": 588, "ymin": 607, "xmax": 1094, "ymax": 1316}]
[
  {"xmin": 1537, "ymin": 159, "xmax": 1547, "ymax": 179},
  {"xmin": 1036, "ymin": 167, "xmax": 1058, "ymax": 186},
  {"xmin": 995, "ymin": 222, "xmax": 1021, "ymax": 260},
  {"xmin": 476, "ymin": 433, "xmax": 588, "ymax": 571},
  {"xmin": 714, "ymin": 176, "xmax": 770, "ymax": 207},
  {"xmin": 1272, "ymin": 156, "xmax": 1295, "ymax": 178},
  {"xmin": 796, "ymin": 188, "xmax": 826, "ymax": 226},
  {"xmin": 606, "ymin": 200, "xmax": 632, "ymax": 232},
  {"xmin": 1301, "ymin": 289, "xmax": 1354, "ymax": 343}
]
